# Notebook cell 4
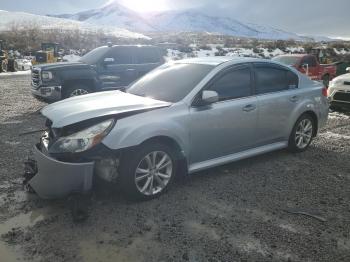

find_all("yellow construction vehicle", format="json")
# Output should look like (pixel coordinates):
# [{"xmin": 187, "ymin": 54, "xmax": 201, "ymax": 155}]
[
  {"xmin": 0, "ymin": 40, "xmax": 8, "ymax": 72},
  {"xmin": 0, "ymin": 40, "xmax": 16, "ymax": 72},
  {"xmin": 32, "ymin": 43, "xmax": 60, "ymax": 65}
]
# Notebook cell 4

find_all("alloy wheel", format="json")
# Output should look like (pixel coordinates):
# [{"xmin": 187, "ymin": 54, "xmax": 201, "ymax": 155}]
[
  {"xmin": 134, "ymin": 151, "xmax": 173, "ymax": 196},
  {"xmin": 69, "ymin": 89, "xmax": 89, "ymax": 97},
  {"xmin": 295, "ymin": 119, "xmax": 313, "ymax": 149}
]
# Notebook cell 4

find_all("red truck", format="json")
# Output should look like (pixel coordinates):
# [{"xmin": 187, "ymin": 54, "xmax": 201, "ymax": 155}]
[{"xmin": 272, "ymin": 54, "xmax": 337, "ymax": 87}]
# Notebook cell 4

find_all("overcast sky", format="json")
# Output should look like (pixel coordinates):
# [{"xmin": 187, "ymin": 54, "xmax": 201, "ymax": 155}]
[{"xmin": 0, "ymin": 0, "xmax": 349, "ymax": 38}]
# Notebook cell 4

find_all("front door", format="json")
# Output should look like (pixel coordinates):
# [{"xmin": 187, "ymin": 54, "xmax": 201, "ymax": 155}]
[{"xmin": 189, "ymin": 65, "xmax": 258, "ymax": 165}]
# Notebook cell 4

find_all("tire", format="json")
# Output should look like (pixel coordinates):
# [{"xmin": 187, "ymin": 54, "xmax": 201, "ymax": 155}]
[
  {"xmin": 119, "ymin": 142, "xmax": 178, "ymax": 201},
  {"xmin": 63, "ymin": 84, "xmax": 91, "ymax": 99},
  {"xmin": 288, "ymin": 114, "xmax": 315, "ymax": 153},
  {"xmin": 322, "ymin": 74, "xmax": 330, "ymax": 88}
]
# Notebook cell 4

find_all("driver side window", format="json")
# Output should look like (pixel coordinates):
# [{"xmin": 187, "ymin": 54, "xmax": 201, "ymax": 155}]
[{"xmin": 208, "ymin": 66, "xmax": 252, "ymax": 102}]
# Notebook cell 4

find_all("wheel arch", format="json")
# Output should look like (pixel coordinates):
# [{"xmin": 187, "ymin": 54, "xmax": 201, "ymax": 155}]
[
  {"xmin": 140, "ymin": 136, "xmax": 182, "ymax": 154},
  {"xmin": 142, "ymin": 136, "xmax": 188, "ymax": 172},
  {"xmin": 63, "ymin": 79, "xmax": 95, "ymax": 91},
  {"xmin": 117, "ymin": 135, "xmax": 189, "ymax": 178}
]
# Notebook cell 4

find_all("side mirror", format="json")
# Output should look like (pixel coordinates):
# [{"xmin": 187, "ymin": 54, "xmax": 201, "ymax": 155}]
[
  {"xmin": 346, "ymin": 67, "xmax": 350, "ymax": 73},
  {"xmin": 103, "ymin": 57, "xmax": 115, "ymax": 65},
  {"xmin": 195, "ymin": 90, "xmax": 219, "ymax": 106}
]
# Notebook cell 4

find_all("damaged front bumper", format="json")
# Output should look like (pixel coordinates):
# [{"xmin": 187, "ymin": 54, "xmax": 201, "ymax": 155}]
[{"xmin": 28, "ymin": 144, "xmax": 95, "ymax": 199}]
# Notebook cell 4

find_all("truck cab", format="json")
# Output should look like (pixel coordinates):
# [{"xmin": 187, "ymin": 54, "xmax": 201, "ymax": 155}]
[
  {"xmin": 31, "ymin": 45, "xmax": 165, "ymax": 101},
  {"xmin": 273, "ymin": 54, "xmax": 337, "ymax": 87}
]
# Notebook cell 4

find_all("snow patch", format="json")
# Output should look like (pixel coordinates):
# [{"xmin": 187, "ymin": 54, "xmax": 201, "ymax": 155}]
[{"xmin": 0, "ymin": 71, "xmax": 31, "ymax": 77}]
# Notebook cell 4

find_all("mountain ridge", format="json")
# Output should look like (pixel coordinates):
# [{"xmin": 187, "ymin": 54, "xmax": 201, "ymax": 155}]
[
  {"xmin": 48, "ymin": 1, "xmax": 330, "ymax": 41},
  {"xmin": 0, "ymin": 9, "xmax": 148, "ymax": 39}
]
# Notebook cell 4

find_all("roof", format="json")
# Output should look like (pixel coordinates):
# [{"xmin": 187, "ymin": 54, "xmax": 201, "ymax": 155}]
[
  {"xmin": 174, "ymin": 56, "xmax": 270, "ymax": 66},
  {"xmin": 275, "ymin": 54, "xmax": 308, "ymax": 57}
]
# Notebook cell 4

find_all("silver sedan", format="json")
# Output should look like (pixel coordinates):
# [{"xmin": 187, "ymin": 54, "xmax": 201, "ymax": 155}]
[{"xmin": 27, "ymin": 57, "xmax": 329, "ymax": 200}]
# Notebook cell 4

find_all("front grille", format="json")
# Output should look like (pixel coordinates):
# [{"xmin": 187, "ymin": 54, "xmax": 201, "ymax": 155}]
[
  {"xmin": 333, "ymin": 92, "xmax": 350, "ymax": 102},
  {"xmin": 31, "ymin": 68, "xmax": 41, "ymax": 89}
]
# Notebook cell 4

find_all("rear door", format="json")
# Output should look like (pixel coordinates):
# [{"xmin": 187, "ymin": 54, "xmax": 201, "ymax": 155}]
[
  {"xmin": 189, "ymin": 64, "xmax": 258, "ymax": 164},
  {"xmin": 133, "ymin": 47, "xmax": 164, "ymax": 79},
  {"xmin": 254, "ymin": 63, "xmax": 299, "ymax": 145},
  {"xmin": 97, "ymin": 46, "xmax": 136, "ymax": 90}
]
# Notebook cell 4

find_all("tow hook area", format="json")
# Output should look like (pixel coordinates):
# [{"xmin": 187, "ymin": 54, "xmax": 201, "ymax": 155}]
[
  {"xmin": 23, "ymin": 158, "xmax": 37, "ymax": 193},
  {"xmin": 68, "ymin": 193, "xmax": 92, "ymax": 223}
]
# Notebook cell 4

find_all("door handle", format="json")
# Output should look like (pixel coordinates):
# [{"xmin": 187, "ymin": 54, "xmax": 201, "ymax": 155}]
[
  {"xmin": 126, "ymin": 69, "xmax": 135, "ymax": 71},
  {"xmin": 242, "ymin": 104, "xmax": 256, "ymax": 112},
  {"xmin": 290, "ymin": 95, "xmax": 299, "ymax": 103}
]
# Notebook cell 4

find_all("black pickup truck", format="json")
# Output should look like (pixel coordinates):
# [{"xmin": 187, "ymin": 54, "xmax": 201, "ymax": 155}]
[{"xmin": 31, "ymin": 45, "xmax": 164, "ymax": 101}]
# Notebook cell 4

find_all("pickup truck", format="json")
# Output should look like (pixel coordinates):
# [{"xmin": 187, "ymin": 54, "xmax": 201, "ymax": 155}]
[
  {"xmin": 31, "ymin": 45, "xmax": 164, "ymax": 101},
  {"xmin": 273, "ymin": 54, "xmax": 337, "ymax": 87}
]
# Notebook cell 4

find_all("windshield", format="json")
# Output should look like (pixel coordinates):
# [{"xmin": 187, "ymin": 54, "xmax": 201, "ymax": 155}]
[
  {"xmin": 79, "ymin": 46, "xmax": 109, "ymax": 64},
  {"xmin": 127, "ymin": 63, "xmax": 214, "ymax": 103},
  {"xmin": 272, "ymin": 56, "xmax": 301, "ymax": 66}
]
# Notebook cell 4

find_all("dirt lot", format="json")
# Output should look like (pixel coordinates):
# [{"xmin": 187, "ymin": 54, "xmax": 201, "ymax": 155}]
[{"xmin": 0, "ymin": 74, "xmax": 349, "ymax": 262}]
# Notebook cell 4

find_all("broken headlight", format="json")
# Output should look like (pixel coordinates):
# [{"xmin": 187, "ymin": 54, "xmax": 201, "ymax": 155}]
[{"xmin": 49, "ymin": 119, "xmax": 115, "ymax": 154}]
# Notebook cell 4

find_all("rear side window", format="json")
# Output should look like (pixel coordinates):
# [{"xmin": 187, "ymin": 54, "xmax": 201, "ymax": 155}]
[
  {"xmin": 255, "ymin": 65, "xmax": 298, "ymax": 95},
  {"xmin": 108, "ymin": 48, "xmax": 133, "ymax": 64},
  {"xmin": 136, "ymin": 48, "xmax": 161, "ymax": 64},
  {"xmin": 209, "ymin": 67, "xmax": 252, "ymax": 101},
  {"xmin": 286, "ymin": 71, "xmax": 299, "ymax": 89}
]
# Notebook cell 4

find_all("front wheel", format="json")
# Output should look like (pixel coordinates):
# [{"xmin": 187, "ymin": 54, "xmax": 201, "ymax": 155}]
[
  {"xmin": 63, "ymin": 84, "xmax": 91, "ymax": 99},
  {"xmin": 288, "ymin": 114, "xmax": 315, "ymax": 153},
  {"xmin": 119, "ymin": 143, "xmax": 178, "ymax": 200}
]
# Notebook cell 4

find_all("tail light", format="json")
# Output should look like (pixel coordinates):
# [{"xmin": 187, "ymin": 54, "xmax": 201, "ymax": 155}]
[{"xmin": 322, "ymin": 87, "xmax": 328, "ymax": 97}]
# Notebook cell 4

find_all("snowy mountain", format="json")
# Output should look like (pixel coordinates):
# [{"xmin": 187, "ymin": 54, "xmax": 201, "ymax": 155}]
[
  {"xmin": 0, "ymin": 10, "xmax": 148, "ymax": 39},
  {"xmin": 50, "ymin": 2, "xmax": 306, "ymax": 41},
  {"xmin": 148, "ymin": 11, "xmax": 303, "ymax": 40},
  {"xmin": 52, "ymin": 2, "xmax": 154, "ymax": 32}
]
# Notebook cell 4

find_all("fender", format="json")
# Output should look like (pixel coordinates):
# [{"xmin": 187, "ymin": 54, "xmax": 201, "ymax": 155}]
[
  {"xmin": 60, "ymin": 67, "xmax": 99, "ymax": 91},
  {"xmin": 102, "ymin": 103, "xmax": 191, "ymax": 158}
]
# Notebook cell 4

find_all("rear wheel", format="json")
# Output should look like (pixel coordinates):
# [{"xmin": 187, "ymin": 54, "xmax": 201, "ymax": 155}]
[
  {"xmin": 119, "ymin": 142, "xmax": 178, "ymax": 200},
  {"xmin": 288, "ymin": 114, "xmax": 315, "ymax": 153}
]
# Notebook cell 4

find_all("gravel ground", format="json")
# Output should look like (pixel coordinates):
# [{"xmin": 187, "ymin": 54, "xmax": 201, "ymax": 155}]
[{"xmin": 0, "ymin": 74, "xmax": 349, "ymax": 262}]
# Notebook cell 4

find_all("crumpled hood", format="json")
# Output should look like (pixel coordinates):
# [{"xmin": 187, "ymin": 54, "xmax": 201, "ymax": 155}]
[{"xmin": 41, "ymin": 91, "xmax": 171, "ymax": 128}]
